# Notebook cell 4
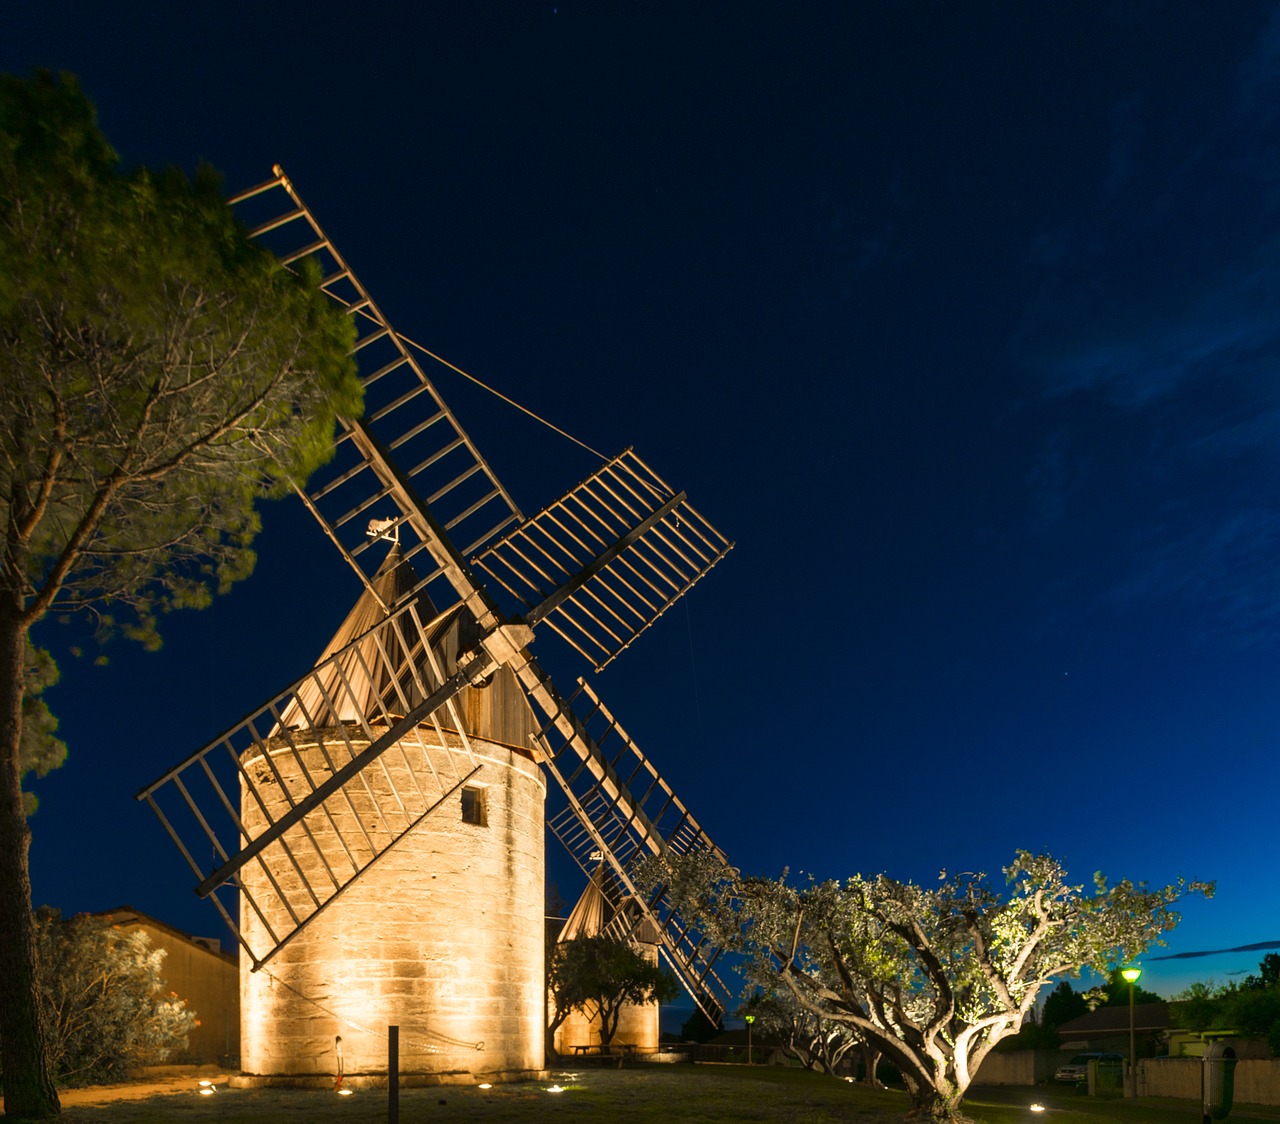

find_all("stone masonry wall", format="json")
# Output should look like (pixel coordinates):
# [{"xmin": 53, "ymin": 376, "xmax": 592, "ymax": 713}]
[{"xmin": 240, "ymin": 730, "xmax": 544, "ymax": 1083}]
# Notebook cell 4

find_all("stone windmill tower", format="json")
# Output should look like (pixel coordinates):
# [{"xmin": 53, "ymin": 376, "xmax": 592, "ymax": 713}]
[{"xmin": 139, "ymin": 168, "xmax": 734, "ymax": 1085}]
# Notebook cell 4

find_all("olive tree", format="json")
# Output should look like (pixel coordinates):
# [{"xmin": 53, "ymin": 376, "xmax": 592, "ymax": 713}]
[
  {"xmin": 647, "ymin": 850, "xmax": 1210, "ymax": 1123},
  {"xmin": 743, "ymin": 988, "xmax": 870, "ymax": 1079},
  {"xmin": 0, "ymin": 72, "xmax": 360, "ymax": 1118}
]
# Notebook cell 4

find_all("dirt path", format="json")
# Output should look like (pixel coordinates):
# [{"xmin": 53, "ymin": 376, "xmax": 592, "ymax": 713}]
[{"xmin": 56, "ymin": 1068, "xmax": 229, "ymax": 1108}]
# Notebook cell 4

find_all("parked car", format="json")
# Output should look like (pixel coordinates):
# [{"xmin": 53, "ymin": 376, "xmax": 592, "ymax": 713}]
[{"xmin": 1054, "ymin": 1052, "xmax": 1123, "ymax": 1083}]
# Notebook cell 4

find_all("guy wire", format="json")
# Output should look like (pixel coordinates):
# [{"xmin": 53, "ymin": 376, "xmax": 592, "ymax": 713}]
[{"xmin": 397, "ymin": 332, "xmax": 607, "ymax": 459}]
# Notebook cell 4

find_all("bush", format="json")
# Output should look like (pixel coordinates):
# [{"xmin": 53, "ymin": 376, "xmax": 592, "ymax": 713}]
[{"xmin": 33, "ymin": 909, "xmax": 196, "ymax": 1086}]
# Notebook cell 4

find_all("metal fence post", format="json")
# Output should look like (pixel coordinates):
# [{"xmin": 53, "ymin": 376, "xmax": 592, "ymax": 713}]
[{"xmin": 389, "ymin": 1025, "xmax": 400, "ymax": 1124}]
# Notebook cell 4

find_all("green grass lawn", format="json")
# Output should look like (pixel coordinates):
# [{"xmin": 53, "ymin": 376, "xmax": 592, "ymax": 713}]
[{"xmin": 55, "ymin": 1065, "xmax": 1280, "ymax": 1123}]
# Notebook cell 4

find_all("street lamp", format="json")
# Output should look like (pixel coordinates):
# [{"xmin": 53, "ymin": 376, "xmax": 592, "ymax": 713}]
[
  {"xmin": 1121, "ymin": 966, "xmax": 1142, "ymax": 1099},
  {"xmin": 745, "ymin": 1014, "xmax": 755, "ymax": 1066}
]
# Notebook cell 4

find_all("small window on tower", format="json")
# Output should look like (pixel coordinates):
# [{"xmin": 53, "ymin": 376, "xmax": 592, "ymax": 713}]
[{"xmin": 461, "ymin": 786, "xmax": 487, "ymax": 826}]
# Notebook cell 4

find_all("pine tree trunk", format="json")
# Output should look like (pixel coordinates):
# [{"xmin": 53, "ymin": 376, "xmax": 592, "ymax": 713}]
[{"xmin": 0, "ymin": 599, "xmax": 61, "ymax": 1119}]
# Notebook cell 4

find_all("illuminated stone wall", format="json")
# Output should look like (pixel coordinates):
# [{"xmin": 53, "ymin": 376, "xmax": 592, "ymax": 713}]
[{"xmin": 239, "ymin": 732, "xmax": 545, "ymax": 1084}]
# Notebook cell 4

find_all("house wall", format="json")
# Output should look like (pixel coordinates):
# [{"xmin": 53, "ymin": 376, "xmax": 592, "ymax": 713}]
[{"xmin": 972, "ymin": 1049, "xmax": 1067, "ymax": 1086}]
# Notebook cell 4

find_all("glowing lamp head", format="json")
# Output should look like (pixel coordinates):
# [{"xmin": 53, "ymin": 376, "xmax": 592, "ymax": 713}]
[
  {"xmin": 337, "ymin": 1087, "xmax": 354, "ymax": 1096},
  {"xmin": 1121, "ymin": 966, "xmax": 1142, "ymax": 983},
  {"xmin": 1030, "ymin": 1104, "xmax": 1046, "ymax": 1113}
]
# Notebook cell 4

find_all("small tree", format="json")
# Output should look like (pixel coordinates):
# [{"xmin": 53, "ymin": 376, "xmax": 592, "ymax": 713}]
[
  {"xmin": 646, "ymin": 850, "xmax": 1210, "ymax": 1124},
  {"xmin": 1041, "ymin": 979, "xmax": 1088, "ymax": 1029},
  {"xmin": 744, "ymin": 988, "xmax": 868, "ymax": 1078},
  {"xmin": 545, "ymin": 936, "xmax": 580, "ymax": 1058},
  {"xmin": 1100, "ymin": 966, "xmax": 1163, "ymax": 1006},
  {"xmin": 1246, "ymin": 954, "xmax": 1280, "ymax": 992},
  {"xmin": 31, "ymin": 910, "xmax": 195, "ymax": 1086},
  {"xmin": 550, "ymin": 935, "xmax": 678, "ymax": 1050},
  {"xmin": 679, "ymin": 1007, "xmax": 722, "ymax": 1043},
  {"xmin": 0, "ymin": 72, "xmax": 360, "ymax": 1118}
]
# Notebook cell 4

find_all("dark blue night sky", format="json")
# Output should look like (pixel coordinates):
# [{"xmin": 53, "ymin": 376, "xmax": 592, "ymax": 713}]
[{"xmin": 4, "ymin": 2, "xmax": 1279, "ymax": 1009}]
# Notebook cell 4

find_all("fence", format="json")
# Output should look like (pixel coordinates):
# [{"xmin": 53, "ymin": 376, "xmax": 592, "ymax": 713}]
[
  {"xmin": 974, "ymin": 1049, "xmax": 1280, "ymax": 1107},
  {"xmin": 1142, "ymin": 1057, "xmax": 1280, "ymax": 1106}
]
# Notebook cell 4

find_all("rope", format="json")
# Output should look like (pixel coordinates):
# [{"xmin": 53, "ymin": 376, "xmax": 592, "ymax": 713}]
[
  {"xmin": 259, "ymin": 964, "xmax": 484, "ymax": 1056},
  {"xmin": 684, "ymin": 594, "xmax": 703, "ymax": 738},
  {"xmin": 396, "ymin": 332, "xmax": 607, "ymax": 459}
]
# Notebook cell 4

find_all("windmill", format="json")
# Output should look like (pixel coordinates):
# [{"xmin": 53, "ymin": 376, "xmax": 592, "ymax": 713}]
[{"xmin": 137, "ymin": 167, "xmax": 735, "ymax": 1083}]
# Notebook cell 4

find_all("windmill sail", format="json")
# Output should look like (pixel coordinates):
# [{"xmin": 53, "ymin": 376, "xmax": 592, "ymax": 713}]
[
  {"xmin": 537, "ymin": 678, "xmax": 734, "ymax": 1021},
  {"xmin": 473, "ymin": 449, "xmax": 732, "ymax": 671},
  {"xmin": 227, "ymin": 168, "xmax": 522, "ymax": 618}
]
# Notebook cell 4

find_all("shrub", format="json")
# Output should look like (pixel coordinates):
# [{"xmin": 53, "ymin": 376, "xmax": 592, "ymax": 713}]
[{"xmin": 32, "ymin": 909, "xmax": 196, "ymax": 1086}]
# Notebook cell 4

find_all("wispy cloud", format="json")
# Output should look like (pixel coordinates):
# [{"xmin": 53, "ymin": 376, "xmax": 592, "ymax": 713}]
[{"xmin": 1014, "ymin": 14, "xmax": 1280, "ymax": 642}]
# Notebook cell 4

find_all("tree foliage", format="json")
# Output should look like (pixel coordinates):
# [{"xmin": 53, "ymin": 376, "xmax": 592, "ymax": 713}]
[
  {"xmin": 1100, "ymin": 966, "xmax": 1163, "ymax": 1007},
  {"xmin": 0, "ymin": 71, "xmax": 361, "ymax": 1119},
  {"xmin": 547, "ymin": 935, "xmax": 678, "ymax": 1051},
  {"xmin": 678, "ymin": 1007, "xmax": 722, "ymax": 1043},
  {"xmin": 644, "ymin": 850, "xmax": 1210, "ymax": 1124},
  {"xmin": 1041, "ymin": 980, "xmax": 1088, "ymax": 1028},
  {"xmin": 28, "ymin": 910, "xmax": 196, "ymax": 1087},
  {"xmin": 18, "ymin": 641, "xmax": 65, "ymax": 816},
  {"xmin": 0, "ymin": 72, "xmax": 360, "ymax": 644},
  {"xmin": 1171, "ymin": 955, "xmax": 1280, "ymax": 1057},
  {"xmin": 1247, "ymin": 953, "xmax": 1280, "ymax": 992}
]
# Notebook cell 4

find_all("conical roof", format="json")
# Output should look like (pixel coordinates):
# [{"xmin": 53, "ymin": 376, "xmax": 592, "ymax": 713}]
[
  {"xmin": 277, "ymin": 545, "xmax": 430, "ymax": 728},
  {"xmin": 559, "ymin": 866, "xmax": 610, "ymax": 942}
]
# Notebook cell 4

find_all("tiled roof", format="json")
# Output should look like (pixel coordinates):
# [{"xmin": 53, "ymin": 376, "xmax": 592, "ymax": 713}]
[{"xmin": 1057, "ymin": 1002, "xmax": 1171, "ymax": 1035}]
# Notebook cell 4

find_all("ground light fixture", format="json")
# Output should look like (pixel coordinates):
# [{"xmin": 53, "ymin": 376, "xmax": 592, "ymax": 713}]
[
  {"xmin": 546, "ymin": 1084, "xmax": 565, "ymax": 1093},
  {"xmin": 1029, "ymin": 1105, "xmax": 1046, "ymax": 1113}
]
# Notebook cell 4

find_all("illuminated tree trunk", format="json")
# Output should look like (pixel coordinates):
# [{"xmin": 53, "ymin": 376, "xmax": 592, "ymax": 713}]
[
  {"xmin": 904, "ymin": 1089, "xmax": 973, "ymax": 1124},
  {"xmin": 0, "ymin": 596, "xmax": 60, "ymax": 1119}
]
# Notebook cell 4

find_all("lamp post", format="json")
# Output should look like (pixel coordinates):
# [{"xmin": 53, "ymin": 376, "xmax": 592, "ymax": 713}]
[
  {"xmin": 1121, "ymin": 966, "xmax": 1142, "ymax": 1099},
  {"xmin": 745, "ymin": 1014, "xmax": 755, "ymax": 1066}
]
